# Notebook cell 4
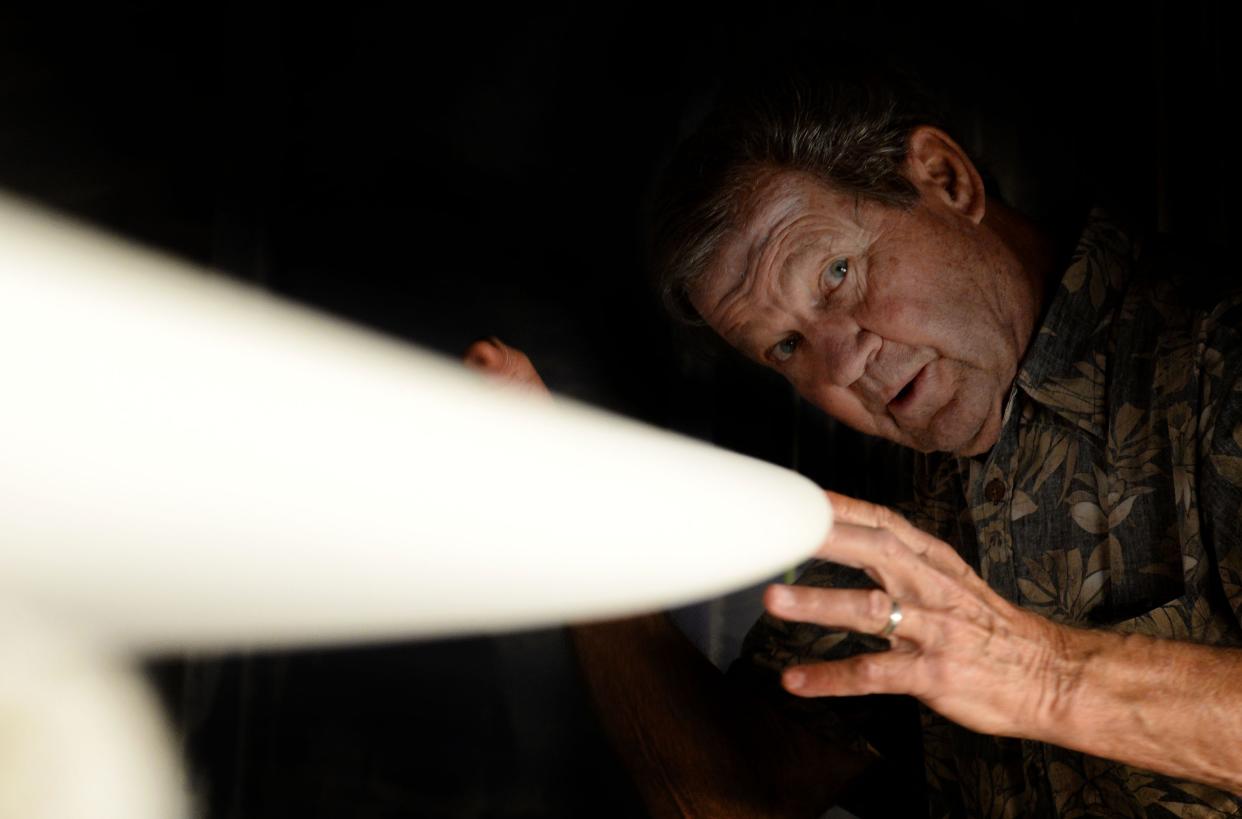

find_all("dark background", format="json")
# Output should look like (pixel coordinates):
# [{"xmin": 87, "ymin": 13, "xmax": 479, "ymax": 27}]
[{"xmin": 2, "ymin": 2, "xmax": 1238, "ymax": 817}]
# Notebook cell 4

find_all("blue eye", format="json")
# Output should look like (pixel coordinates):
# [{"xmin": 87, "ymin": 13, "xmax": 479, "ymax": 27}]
[
  {"xmin": 771, "ymin": 335, "xmax": 800, "ymax": 363},
  {"xmin": 823, "ymin": 258, "xmax": 848, "ymax": 286}
]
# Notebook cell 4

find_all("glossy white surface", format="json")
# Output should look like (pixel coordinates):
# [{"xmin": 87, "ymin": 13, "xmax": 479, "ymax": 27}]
[{"xmin": 0, "ymin": 193, "xmax": 832, "ymax": 654}]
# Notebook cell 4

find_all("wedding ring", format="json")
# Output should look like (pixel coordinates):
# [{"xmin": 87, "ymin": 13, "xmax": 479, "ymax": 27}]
[{"xmin": 879, "ymin": 598, "xmax": 903, "ymax": 638}]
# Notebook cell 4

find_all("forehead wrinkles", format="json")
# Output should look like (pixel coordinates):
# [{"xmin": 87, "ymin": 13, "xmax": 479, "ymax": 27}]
[
  {"xmin": 698, "ymin": 187, "xmax": 797, "ymax": 321},
  {"xmin": 699, "ymin": 172, "xmax": 862, "ymax": 347},
  {"xmin": 711, "ymin": 211, "xmax": 819, "ymax": 351},
  {"xmin": 748, "ymin": 184, "xmax": 862, "ymax": 300}
]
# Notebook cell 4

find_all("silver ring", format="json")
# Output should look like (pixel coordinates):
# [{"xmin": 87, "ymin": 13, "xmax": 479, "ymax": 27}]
[{"xmin": 879, "ymin": 599, "xmax": 903, "ymax": 638}]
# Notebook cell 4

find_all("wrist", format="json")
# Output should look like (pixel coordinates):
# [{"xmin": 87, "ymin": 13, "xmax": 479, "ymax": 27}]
[
  {"xmin": 1032, "ymin": 622, "xmax": 1139, "ymax": 751},
  {"xmin": 1023, "ymin": 616, "xmax": 1100, "ymax": 745},
  {"xmin": 1007, "ymin": 619, "xmax": 1242, "ymax": 793}
]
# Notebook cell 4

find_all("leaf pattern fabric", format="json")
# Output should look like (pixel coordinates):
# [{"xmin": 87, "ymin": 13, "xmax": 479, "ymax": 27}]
[{"xmin": 731, "ymin": 212, "xmax": 1242, "ymax": 817}]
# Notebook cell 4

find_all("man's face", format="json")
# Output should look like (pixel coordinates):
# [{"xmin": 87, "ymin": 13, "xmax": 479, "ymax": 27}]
[{"xmin": 690, "ymin": 171, "xmax": 1031, "ymax": 456}]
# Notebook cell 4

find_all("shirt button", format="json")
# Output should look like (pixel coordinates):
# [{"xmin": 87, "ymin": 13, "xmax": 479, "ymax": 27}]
[{"xmin": 984, "ymin": 479, "xmax": 1007, "ymax": 503}]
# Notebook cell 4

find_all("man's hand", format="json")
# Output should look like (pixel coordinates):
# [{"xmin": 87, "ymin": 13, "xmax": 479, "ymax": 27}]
[
  {"xmin": 462, "ymin": 337, "xmax": 549, "ymax": 394},
  {"xmin": 764, "ymin": 491, "xmax": 1074, "ymax": 741},
  {"xmin": 765, "ymin": 491, "xmax": 1242, "ymax": 795}
]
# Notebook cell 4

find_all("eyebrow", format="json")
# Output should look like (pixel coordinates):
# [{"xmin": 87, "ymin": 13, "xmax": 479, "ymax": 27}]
[
  {"xmin": 724, "ymin": 224, "xmax": 776, "ymax": 301},
  {"xmin": 729, "ymin": 321, "xmax": 768, "ymax": 362},
  {"xmin": 780, "ymin": 241, "xmax": 824, "ymax": 282},
  {"xmin": 704, "ymin": 223, "xmax": 774, "ymax": 323},
  {"xmin": 711, "ymin": 199, "xmax": 839, "ymax": 352}
]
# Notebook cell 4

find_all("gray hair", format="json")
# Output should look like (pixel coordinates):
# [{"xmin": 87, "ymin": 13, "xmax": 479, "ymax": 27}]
[{"xmin": 649, "ymin": 67, "xmax": 945, "ymax": 324}]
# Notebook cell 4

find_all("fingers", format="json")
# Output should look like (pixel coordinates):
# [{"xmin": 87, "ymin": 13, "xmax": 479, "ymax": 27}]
[
  {"xmin": 463, "ymin": 338, "xmax": 508, "ymax": 372},
  {"xmin": 812, "ymin": 521, "xmax": 991, "ymax": 609},
  {"xmin": 782, "ymin": 651, "xmax": 920, "ymax": 698},
  {"xmin": 462, "ymin": 338, "xmax": 549, "ymax": 394},
  {"xmin": 826, "ymin": 490, "xmax": 951, "ymax": 560},
  {"xmin": 810, "ymin": 522, "xmax": 939, "ymax": 596},
  {"xmin": 826, "ymin": 491, "xmax": 929, "ymax": 546},
  {"xmin": 825, "ymin": 491, "xmax": 984, "ymax": 589},
  {"xmin": 765, "ymin": 584, "xmax": 929, "ymax": 646}
]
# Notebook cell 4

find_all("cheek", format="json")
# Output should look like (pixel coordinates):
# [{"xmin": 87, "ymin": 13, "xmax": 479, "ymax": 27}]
[
  {"xmin": 860, "ymin": 264, "xmax": 942, "ymax": 342},
  {"xmin": 867, "ymin": 295, "xmax": 925, "ymax": 336}
]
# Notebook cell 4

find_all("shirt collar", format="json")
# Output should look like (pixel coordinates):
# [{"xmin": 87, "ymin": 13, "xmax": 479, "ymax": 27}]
[{"xmin": 1013, "ymin": 210, "xmax": 1136, "ymax": 441}]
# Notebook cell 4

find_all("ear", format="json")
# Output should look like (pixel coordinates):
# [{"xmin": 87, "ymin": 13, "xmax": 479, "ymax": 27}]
[{"xmin": 905, "ymin": 126, "xmax": 986, "ymax": 225}]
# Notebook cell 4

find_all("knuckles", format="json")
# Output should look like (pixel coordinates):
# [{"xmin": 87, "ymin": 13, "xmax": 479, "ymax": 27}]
[
  {"xmin": 877, "ymin": 531, "xmax": 906, "ymax": 562},
  {"xmin": 865, "ymin": 588, "xmax": 892, "ymax": 624},
  {"xmin": 876, "ymin": 504, "xmax": 904, "ymax": 531},
  {"xmin": 854, "ymin": 654, "xmax": 889, "ymax": 687}
]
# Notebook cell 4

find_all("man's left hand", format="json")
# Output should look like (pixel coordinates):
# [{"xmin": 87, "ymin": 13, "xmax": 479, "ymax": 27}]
[{"xmin": 765, "ymin": 491, "xmax": 1076, "ymax": 740}]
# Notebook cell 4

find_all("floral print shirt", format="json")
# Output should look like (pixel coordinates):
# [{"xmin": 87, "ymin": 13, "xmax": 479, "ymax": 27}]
[{"xmin": 732, "ymin": 212, "xmax": 1242, "ymax": 818}]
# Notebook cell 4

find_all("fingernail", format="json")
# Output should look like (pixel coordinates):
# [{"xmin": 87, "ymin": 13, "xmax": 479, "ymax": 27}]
[{"xmin": 784, "ymin": 669, "xmax": 805, "ymax": 689}]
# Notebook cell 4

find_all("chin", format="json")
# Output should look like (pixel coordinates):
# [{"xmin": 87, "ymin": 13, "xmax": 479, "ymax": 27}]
[
  {"xmin": 946, "ymin": 412, "xmax": 1002, "ymax": 456},
  {"xmin": 917, "ymin": 404, "xmax": 1001, "ymax": 457}
]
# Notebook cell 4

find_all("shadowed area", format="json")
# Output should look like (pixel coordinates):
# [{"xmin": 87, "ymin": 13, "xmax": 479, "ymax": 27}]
[{"xmin": 2, "ymin": 1, "xmax": 1238, "ymax": 815}]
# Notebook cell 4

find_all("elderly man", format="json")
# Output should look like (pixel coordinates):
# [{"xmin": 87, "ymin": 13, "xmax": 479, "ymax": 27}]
[{"xmin": 469, "ymin": 71, "xmax": 1242, "ymax": 818}]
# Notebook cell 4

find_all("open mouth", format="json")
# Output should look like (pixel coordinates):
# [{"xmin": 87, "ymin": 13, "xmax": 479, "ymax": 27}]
[{"xmin": 887, "ymin": 364, "xmax": 928, "ymax": 411}]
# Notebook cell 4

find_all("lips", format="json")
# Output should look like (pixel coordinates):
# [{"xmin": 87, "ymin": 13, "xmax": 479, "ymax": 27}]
[{"xmin": 886, "ymin": 363, "xmax": 929, "ymax": 412}]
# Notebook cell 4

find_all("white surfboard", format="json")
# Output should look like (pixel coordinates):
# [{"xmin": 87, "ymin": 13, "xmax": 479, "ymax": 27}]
[{"xmin": 0, "ymin": 192, "xmax": 831, "ymax": 654}]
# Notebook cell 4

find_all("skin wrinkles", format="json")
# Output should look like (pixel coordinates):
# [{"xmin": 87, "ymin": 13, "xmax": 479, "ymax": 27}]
[
  {"xmin": 712, "ymin": 205, "xmax": 826, "ymax": 349},
  {"xmin": 713, "ymin": 203, "xmax": 873, "ymax": 372},
  {"xmin": 690, "ymin": 152, "xmax": 1046, "ymax": 456},
  {"xmin": 469, "ymin": 127, "xmax": 1242, "ymax": 802}
]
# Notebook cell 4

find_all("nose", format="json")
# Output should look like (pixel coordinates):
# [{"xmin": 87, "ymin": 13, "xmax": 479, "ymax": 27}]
[{"xmin": 803, "ymin": 320, "xmax": 881, "ymax": 390}]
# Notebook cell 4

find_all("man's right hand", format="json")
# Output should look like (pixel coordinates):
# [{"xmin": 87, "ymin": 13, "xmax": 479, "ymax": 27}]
[
  {"xmin": 463, "ymin": 336, "xmax": 868, "ymax": 817},
  {"xmin": 462, "ymin": 337, "xmax": 549, "ymax": 394}
]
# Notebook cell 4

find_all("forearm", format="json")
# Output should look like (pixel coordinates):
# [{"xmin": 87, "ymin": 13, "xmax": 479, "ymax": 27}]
[
  {"xmin": 570, "ymin": 614, "xmax": 869, "ymax": 819},
  {"xmin": 1042, "ymin": 626, "xmax": 1242, "ymax": 794}
]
